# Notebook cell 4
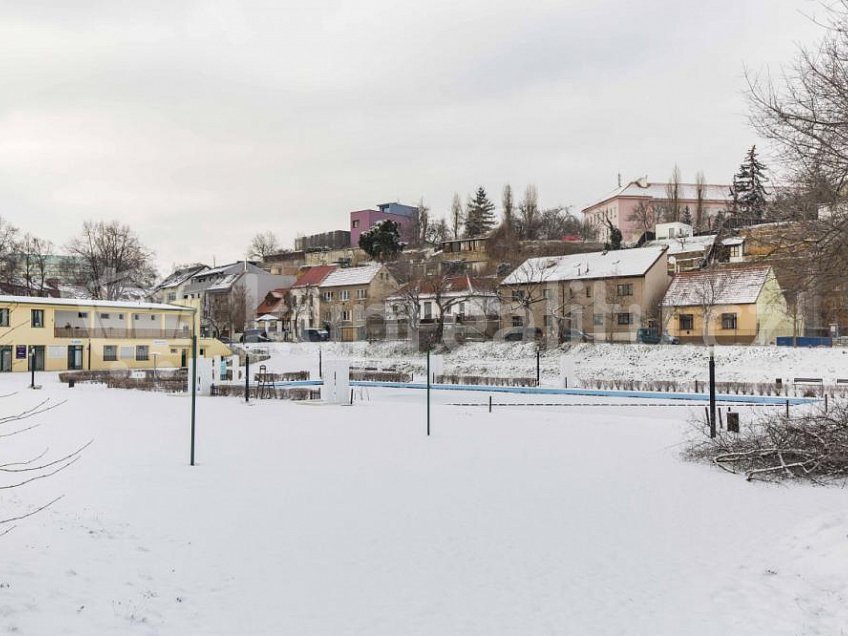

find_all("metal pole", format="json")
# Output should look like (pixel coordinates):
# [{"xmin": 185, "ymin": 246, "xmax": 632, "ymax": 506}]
[
  {"xmin": 29, "ymin": 348, "xmax": 35, "ymax": 389},
  {"xmin": 708, "ymin": 345, "xmax": 716, "ymax": 438},
  {"xmin": 245, "ymin": 354, "xmax": 250, "ymax": 402},
  {"xmin": 426, "ymin": 349, "xmax": 431, "ymax": 437},
  {"xmin": 190, "ymin": 334, "xmax": 197, "ymax": 466},
  {"xmin": 319, "ymin": 348, "xmax": 322, "ymax": 379},
  {"xmin": 488, "ymin": 395, "xmax": 492, "ymax": 413},
  {"xmin": 536, "ymin": 348, "xmax": 541, "ymax": 387}
]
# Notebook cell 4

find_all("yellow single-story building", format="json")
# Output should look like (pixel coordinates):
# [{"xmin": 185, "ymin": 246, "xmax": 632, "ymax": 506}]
[{"xmin": 0, "ymin": 295, "xmax": 231, "ymax": 372}]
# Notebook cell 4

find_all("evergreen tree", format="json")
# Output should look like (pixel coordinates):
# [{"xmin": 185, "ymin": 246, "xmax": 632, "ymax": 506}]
[
  {"xmin": 681, "ymin": 206, "xmax": 693, "ymax": 226},
  {"xmin": 463, "ymin": 186, "xmax": 496, "ymax": 237},
  {"xmin": 358, "ymin": 219, "xmax": 404, "ymax": 262},
  {"xmin": 730, "ymin": 145, "xmax": 769, "ymax": 224}
]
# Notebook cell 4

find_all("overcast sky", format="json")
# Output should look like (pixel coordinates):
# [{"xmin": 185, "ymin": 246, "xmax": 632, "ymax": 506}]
[{"xmin": 0, "ymin": 0, "xmax": 825, "ymax": 272}]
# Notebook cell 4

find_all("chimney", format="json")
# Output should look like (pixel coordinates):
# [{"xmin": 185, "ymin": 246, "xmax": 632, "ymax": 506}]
[{"xmin": 617, "ymin": 173, "xmax": 622, "ymax": 188}]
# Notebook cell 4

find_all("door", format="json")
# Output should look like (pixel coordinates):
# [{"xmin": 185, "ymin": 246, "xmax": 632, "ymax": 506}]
[
  {"xmin": 30, "ymin": 346, "xmax": 45, "ymax": 371},
  {"xmin": 67, "ymin": 345, "xmax": 84, "ymax": 370},
  {"xmin": 0, "ymin": 346, "xmax": 11, "ymax": 372},
  {"xmin": 181, "ymin": 349, "xmax": 187, "ymax": 368}
]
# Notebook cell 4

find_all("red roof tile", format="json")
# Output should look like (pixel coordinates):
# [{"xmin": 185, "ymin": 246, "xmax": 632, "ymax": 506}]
[{"xmin": 292, "ymin": 265, "xmax": 336, "ymax": 288}]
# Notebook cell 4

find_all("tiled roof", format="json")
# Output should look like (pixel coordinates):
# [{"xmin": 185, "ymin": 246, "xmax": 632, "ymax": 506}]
[
  {"xmin": 292, "ymin": 265, "xmax": 336, "ymax": 288},
  {"xmin": 661, "ymin": 264, "xmax": 772, "ymax": 307},
  {"xmin": 321, "ymin": 263, "xmax": 383, "ymax": 288},
  {"xmin": 501, "ymin": 246, "xmax": 667, "ymax": 285}
]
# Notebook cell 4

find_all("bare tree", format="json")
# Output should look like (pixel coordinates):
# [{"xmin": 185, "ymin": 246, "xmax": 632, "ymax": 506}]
[
  {"xmin": 1, "ymin": 399, "xmax": 90, "ymax": 535},
  {"xmin": 450, "ymin": 193, "xmax": 464, "ymax": 240},
  {"xmin": 517, "ymin": 185, "xmax": 540, "ymax": 240},
  {"xmin": 66, "ymin": 221, "xmax": 157, "ymax": 300},
  {"xmin": 499, "ymin": 257, "xmax": 554, "ymax": 332},
  {"xmin": 660, "ymin": 165, "xmax": 682, "ymax": 222},
  {"xmin": 247, "ymin": 231, "xmax": 280, "ymax": 261},
  {"xmin": 415, "ymin": 197, "xmax": 431, "ymax": 246},
  {"xmin": 627, "ymin": 201, "xmax": 656, "ymax": 238},
  {"xmin": 401, "ymin": 272, "xmax": 475, "ymax": 347},
  {"xmin": 0, "ymin": 217, "xmax": 20, "ymax": 287},
  {"xmin": 501, "ymin": 184, "xmax": 515, "ymax": 237},
  {"xmin": 19, "ymin": 234, "xmax": 53, "ymax": 296},
  {"xmin": 694, "ymin": 171, "xmax": 707, "ymax": 230}
]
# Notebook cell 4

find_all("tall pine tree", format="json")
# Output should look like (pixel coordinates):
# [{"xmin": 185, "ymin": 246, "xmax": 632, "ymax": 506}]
[
  {"xmin": 464, "ymin": 187, "xmax": 496, "ymax": 237},
  {"xmin": 730, "ymin": 145, "xmax": 769, "ymax": 225}
]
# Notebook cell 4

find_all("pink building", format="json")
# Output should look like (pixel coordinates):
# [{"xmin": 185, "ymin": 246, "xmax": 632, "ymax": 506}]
[
  {"xmin": 581, "ymin": 178, "xmax": 730, "ymax": 245},
  {"xmin": 350, "ymin": 202, "xmax": 419, "ymax": 247}
]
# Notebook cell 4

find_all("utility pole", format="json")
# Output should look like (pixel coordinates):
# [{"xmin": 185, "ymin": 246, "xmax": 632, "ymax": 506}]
[
  {"xmin": 426, "ymin": 349, "xmax": 431, "ymax": 437},
  {"xmin": 708, "ymin": 345, "xmax": 716, "ymax": 438}
]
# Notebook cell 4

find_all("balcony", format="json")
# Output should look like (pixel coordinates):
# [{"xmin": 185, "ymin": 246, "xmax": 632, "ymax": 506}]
[{"xmin": 54, "ymin": 327, "xmax": 191, "ymax": 340}]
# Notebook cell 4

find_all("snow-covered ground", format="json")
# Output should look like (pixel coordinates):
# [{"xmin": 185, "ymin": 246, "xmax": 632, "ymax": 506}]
[
  {"xmin": 252, "ymin": 340, "xmax": 848, "ymax": 385},
  {"xmin": 2, "ymin": 365, "xmax": 847, "ymax": 635}
]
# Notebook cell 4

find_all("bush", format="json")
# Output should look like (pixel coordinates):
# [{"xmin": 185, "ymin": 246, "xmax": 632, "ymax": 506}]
[{"xmin": 685, "ymin": 401, "xmax": 848, "ymax": 482}]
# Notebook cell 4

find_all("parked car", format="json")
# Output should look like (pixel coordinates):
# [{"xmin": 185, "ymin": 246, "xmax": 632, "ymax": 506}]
[
  {"xmin": 503, "ymin": 327, "xmax": 543, "ymax": 342},
  {"xmin": 217, "ymin": 336, "xmax": 233, "ymax": 345},
  {"xmin": 302, "ymin": 328, "xmax": 330, "ymax": 342},
  {"xmin": 240, "ymin": 329, "xmax": 272, "ymax": 343},
  {"xmin": 561, "ymin": 329, "xmax": 595, "ymax": 343},
  {"xmin": 636, "ymin": 328, "xmax": 679, "ymax": 345}
]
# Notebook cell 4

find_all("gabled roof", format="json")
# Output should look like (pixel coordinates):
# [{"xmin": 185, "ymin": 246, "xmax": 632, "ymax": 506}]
[
  {"xmin": 661, "ymin": 264, "xmax": 773, "ymax": 307},
  {"xmin": 292, "ymin": 265, "xmax": 336, "ymax": 288},
  {"xmin": 321, "ymin": 263, "xmax": 384, "ymax": 288},
  {"xmin": 501, "ymin": 246, "xmax": 667, "ymax": 285},
  {"xmin": 583, "ymin": 180, "xmax": 730, "ymax": 211},
  {"xmin": 648, "ymin": 235, "xmax": 716, "ymax": 256}
]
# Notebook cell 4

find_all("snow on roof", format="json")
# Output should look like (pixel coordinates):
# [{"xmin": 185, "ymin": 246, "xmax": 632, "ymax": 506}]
[
  {"xmin": 661, "ymin": 265, "xmax": 772, "ymax": 307},
  {"xmin": 0, "ymin": 294, "xmax": 191, "ymax": 311},
  {"xmin": 721, "ymin": 237, "xmax": 745, "ymax": 246},
  {"xmin": 206, "ymin": 273, "xmax": 243, "ymax": 292},
  {"xmin": 387, "ymin": 276, "xmax": 499, "ymax": 300},
  {"xmin": 321, "ymin": 263, "xmax": 383, "ymax": 288},
  {"xmin": 583, "ymin": 180, "xmax": 730, "ymax": 211},
  {"xmin": 648, "ymin": 235, "xmax": 715, "ymax": 256},
  {"xmin": 154, "ymin": 265, "xmax": 208, "ymax": 291},
  {"xmin": 501, "ymin": 246, "xmax": 667, "ymax": 286},
  {"xmin": 256, "ymin": 314, "xmax": 280, "ymax": 322}
]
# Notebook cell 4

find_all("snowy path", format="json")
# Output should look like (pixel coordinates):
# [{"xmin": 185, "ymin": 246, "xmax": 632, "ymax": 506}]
[{"xmin": 1, "ymin": 375, "xmax": 846, "ymax": 635}]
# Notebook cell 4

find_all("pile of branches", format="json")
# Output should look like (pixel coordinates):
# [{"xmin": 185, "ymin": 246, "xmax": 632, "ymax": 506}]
[{"xmin": 686, "ymin": 401, "xmax": 848, "ymax": 483}]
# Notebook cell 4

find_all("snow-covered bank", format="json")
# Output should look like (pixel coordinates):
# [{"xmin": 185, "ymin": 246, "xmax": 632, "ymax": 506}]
[
  {"xmin": 2, "ymin": 377, "xmax": 847, "ymax": 634},
  {"xmin": 252, "ymin": 341, "xmax": 848, "ymax": 385}
]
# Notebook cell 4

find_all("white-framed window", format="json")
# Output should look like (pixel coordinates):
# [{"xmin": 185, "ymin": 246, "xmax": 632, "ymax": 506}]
[
  {"xmin": 31, "ymin": 309, "xmax": 44, "ymax": 328},
  {"xmin": 616, "ymin": 313, "xmax": 633, "ymax": 325},
  {"xmin": 356, "ymin": 288, "xmax": 367, "ymax": 299},
  {"xmin": 512, "ymin": 315, "xmax": 523, "ymax": 327},
  {"xmin": 616, "ymin": 283, "xmax": 633, "ymax": 297},
  {"xmin": 136, "ymin": 345, "xmax": 149, "ymax": 361},
  {"xmin": 341, "ymin": 310, "xmax": 352, "ymax": 321},
  {"xmin": 0, "ymin": 308, "xmax": 8, "ymax": 327},
  {"xmin": 103, "ymin": 345, "xmax": 117, "ymax": 361},
  {"xmin": 423, "ymin": 302, "xmax": 433, "ymax": 319},
  {"xmin": 721, "ymin": 313, "xmax": 738, "ymax": 330},
  {"xmin": 340, "ymin": 290, "xmax": 350, "ymax": 301}
]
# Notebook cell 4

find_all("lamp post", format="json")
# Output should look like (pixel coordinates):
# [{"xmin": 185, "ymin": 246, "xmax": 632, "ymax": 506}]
[
  {"xmin": 708, "ymin": 344, "xmax": 716, "ymax": 438},
  {"xmin": 190, "ymin": 306, "xmax": 198, "ymax": 467},
  {"xmin": 151, "ymin": 352, "xmax": 159, "ymax": 383},
  {"xmin": 29, "ymin": 346, "xmax": 35, "ymax": 389}
]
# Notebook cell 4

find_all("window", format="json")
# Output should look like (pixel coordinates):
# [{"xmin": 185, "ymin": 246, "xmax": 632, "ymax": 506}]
[
  {"xmin": 136, "ymin": 345, "xmax": 149, "ymax": 361},
  {"xmin": 569, "ymin": 287, "xmax": 575, "ymax": 299},
  {"xmin": 512, "ymin": 316, "xmax": 523, "ymax": 327},
  {"xmin": 457, "ymin": 302, "xmax": 466, "ymax": 317},
  {"xmin": 586, "ymin": 285, "xmax": 592, "ymax": 298},
  {"xmin": 616, "ymin": 283, "xmax": 633, "ymax": 297},
  {"xmin": 167, "ymin": 292, "xmax": 177, "ymax": 302},
  {"xmin": 100, "ymin": 313, "xmax": 110, "ymax": 319},
  {"xmin": 721, "ymin": 313, "xmax": 738, "ymax": 330},
  {"xmin": 31, "ymin": 309, "xmax": 44, "ymax": 328},
  {"xmin": 0, "ymin": 308, "xmax": 8, "ymax": 327},
  {"xmin": 616, "ymin": 313, "xmax": 633, "ymax": 325},
  {"xmin": 103, "ymin": 345, "xmax": 117, "ymax": 361},
  {"xmin": 151, "ymin": 315, "xmax": 157, "ymax": 321},
  {"xmin": 679, "ymin": 314, "xmax": 694, "ymax": 331},
  {"xmin": 352, "ymin": 219, "xmax": 360, "ymax": 228},
  {"xmin": 544, "ymin": 289, "xmax": 552, "ymax": 299},
  {"xmin": 323, "ymin": 291, "xmax": 334, "ymax": 302},
  {"xmin": 543, "ymin": 315, "xmax": 551, "ymax": 327},
  {"xmin": 423, "ymin": 302, "xmax": 433, "ymax": 319},
  {"xmin": 340, "ymin": 290, "xmax": 350, "ymax": 301},
  {"xmin": 341, "ymin": 310, "xmax": 352, "ymax": 321},
  {"xmin": 118, "ymin": 313, "xmax": 124, "ymax": 320},
  {"xmin": 511, "ymin": 289, "xmax": 524, "ymax": 302},
  {"xmin": 593, "ymin": 313, "xmax": 604, "ymax": 326},
  {"xmin": 78, "ymin": 312, "xmax": 87, "ymax": 319},
  {"xmin": 356, "ymin": 289, "xmax": 367, "ymax": 299}
]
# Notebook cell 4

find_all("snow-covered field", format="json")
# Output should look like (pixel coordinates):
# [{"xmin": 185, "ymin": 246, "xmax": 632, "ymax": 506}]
[
  {"xmin": 254, "ymin": 340, "xmax": 848, "ymax": 385},
  {"xmin": 2, "ymin": 360, "xmax": 848, "ymax": 634}
]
